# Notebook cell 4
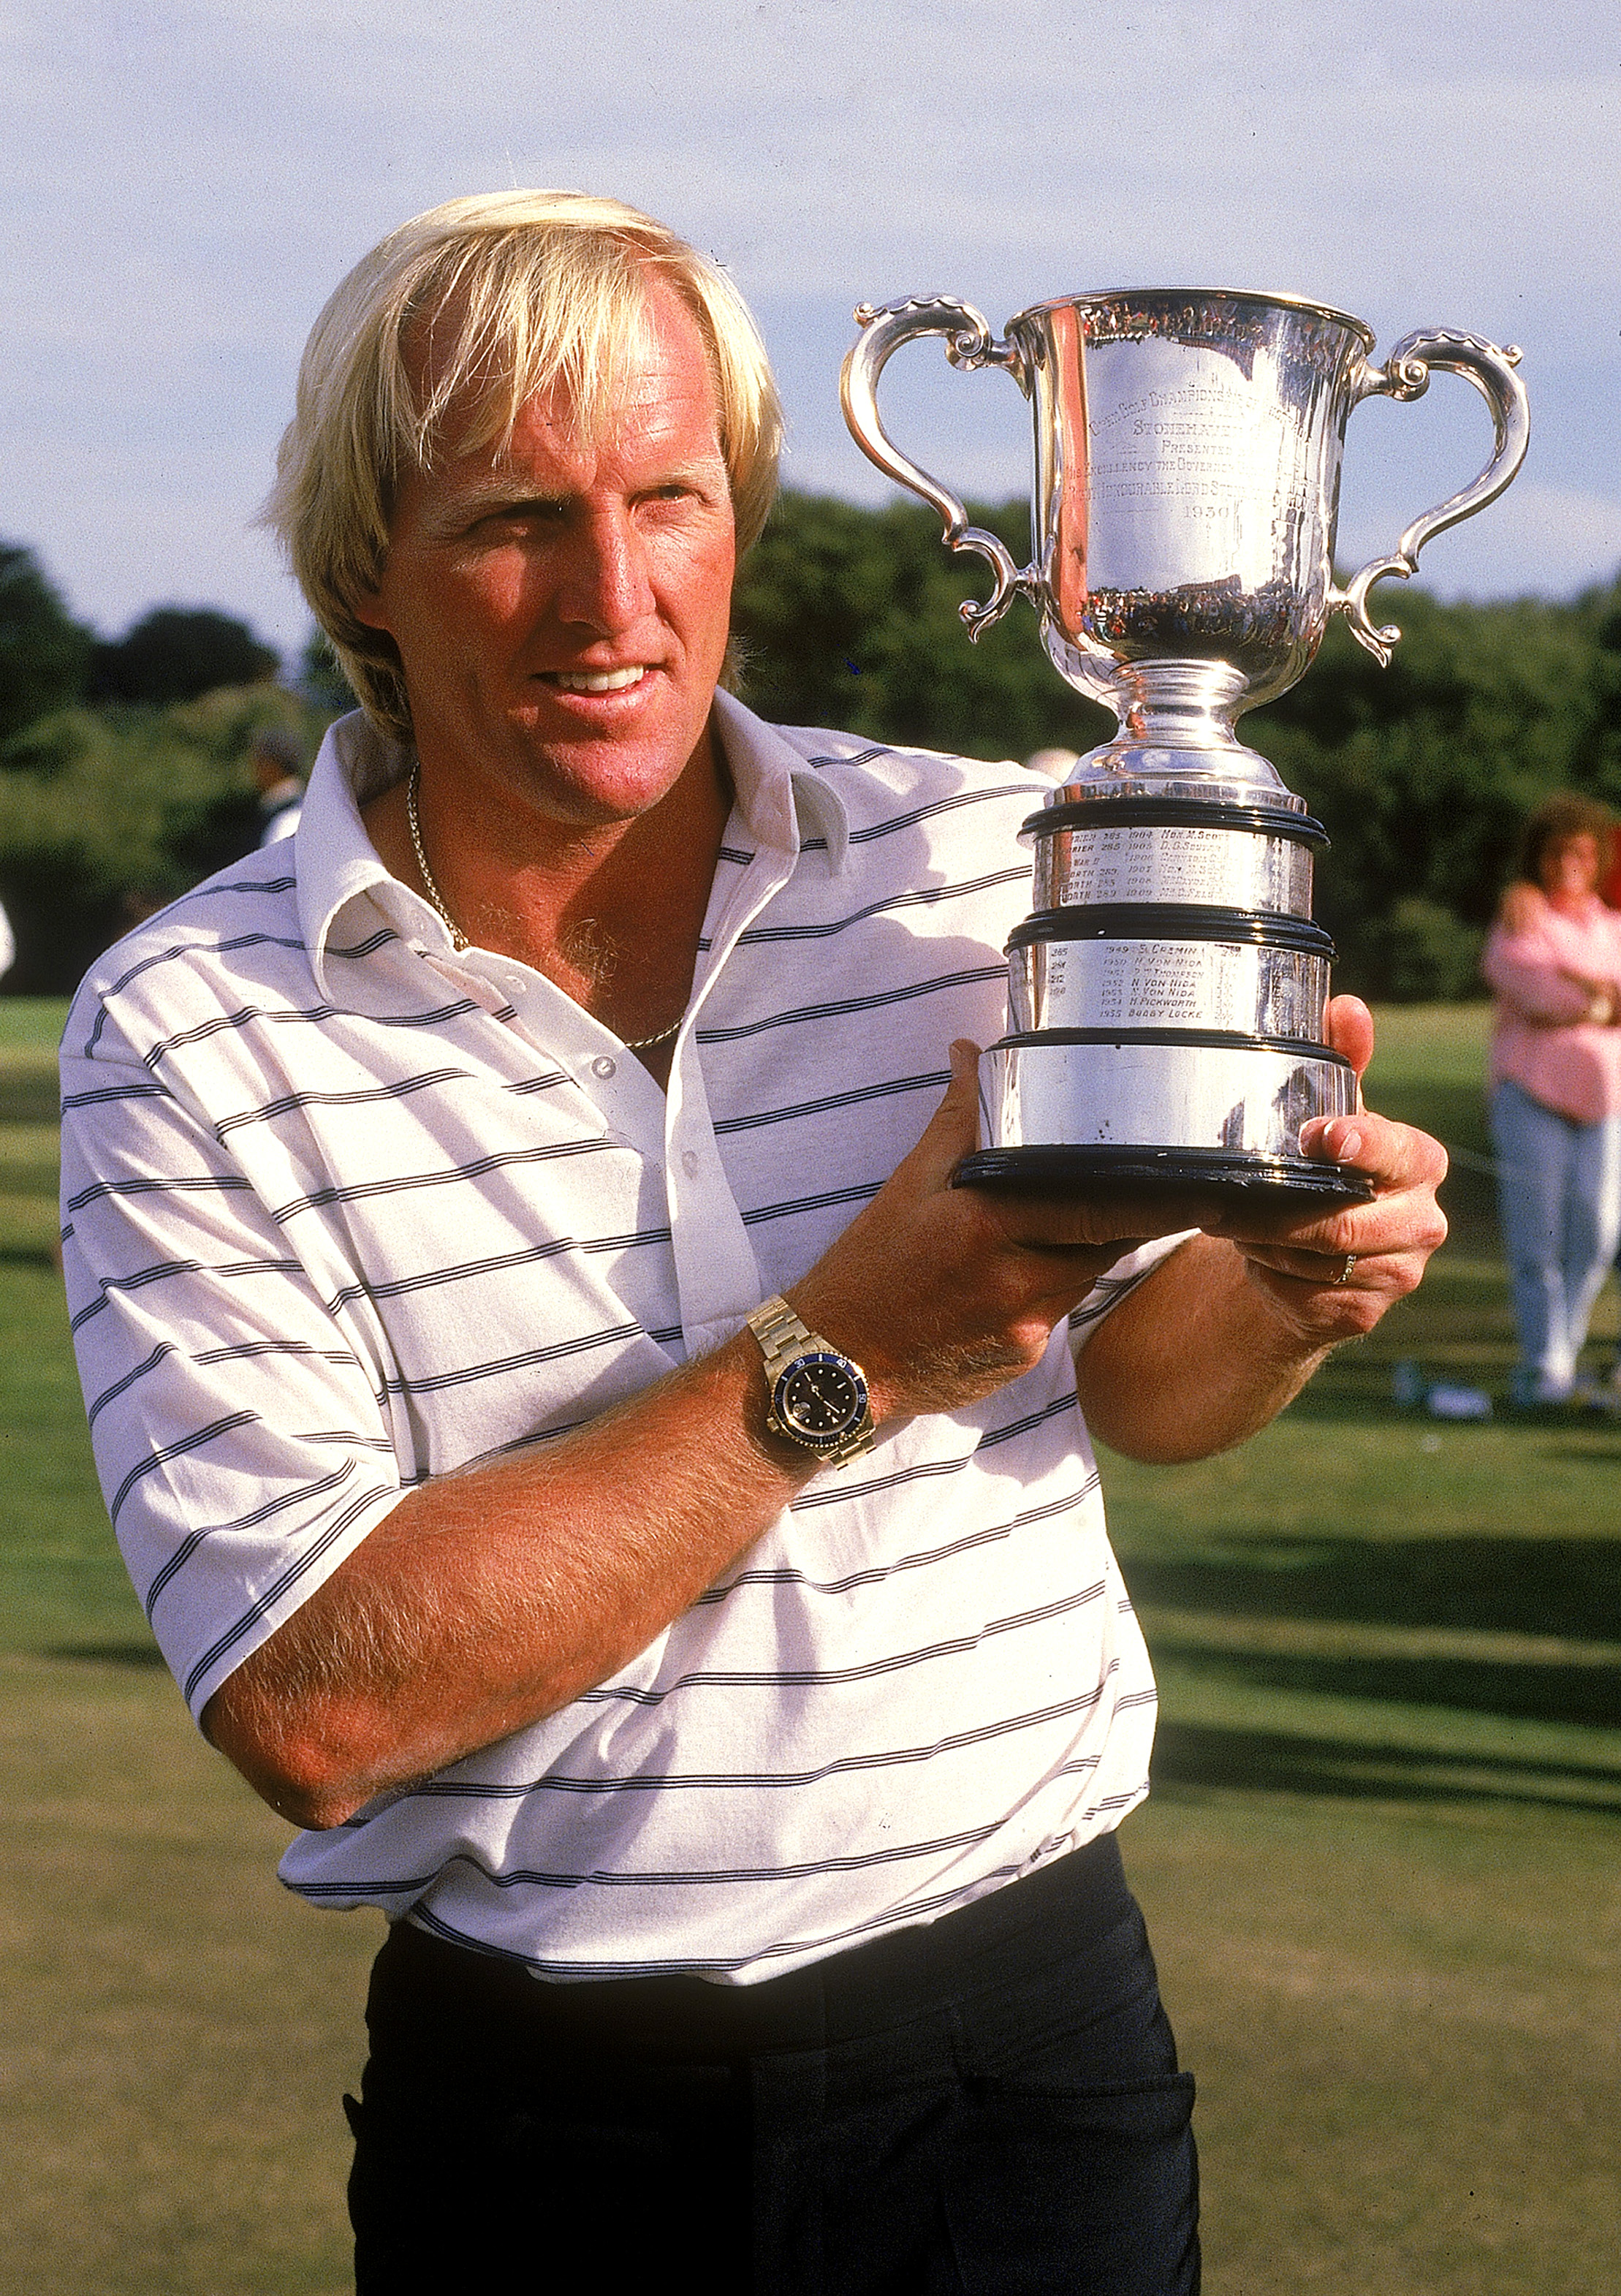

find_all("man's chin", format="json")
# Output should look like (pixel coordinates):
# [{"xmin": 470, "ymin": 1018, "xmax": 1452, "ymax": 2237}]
[
  {"xmin": 495, "ymin": 705, "xmax": 717, "ymax": 826},
  {"xmin": 485, "ymin": 740, "xmax": 701, "ymax": 837}
]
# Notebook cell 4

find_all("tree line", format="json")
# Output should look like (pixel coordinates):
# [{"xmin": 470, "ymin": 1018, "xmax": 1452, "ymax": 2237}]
[
  {"xmin": 0, "ymin": 543, "xmax": 330, "ymax": 991},
  {"xmin": 4, "ymin": 505, "xmax": 1619, "ymax": 997}
]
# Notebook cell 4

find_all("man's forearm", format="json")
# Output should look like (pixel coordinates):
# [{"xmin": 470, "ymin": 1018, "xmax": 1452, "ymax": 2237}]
[
  {"xmin": 205, "ymin": 1326, "xmax": 820, "ymax": 1830},
  {"xmin": 1074, "ymin": 1233, "xmax": 1334, "ymax": 1464}
]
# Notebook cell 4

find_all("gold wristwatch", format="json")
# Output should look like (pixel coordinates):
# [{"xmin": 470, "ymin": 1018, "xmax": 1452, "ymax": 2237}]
[{"xmin": 746, "ymin": 1295, "xmax": 875, "ymax": 1469}]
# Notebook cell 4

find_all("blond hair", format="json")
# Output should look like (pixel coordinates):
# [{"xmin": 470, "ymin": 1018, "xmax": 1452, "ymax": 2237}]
[{"xmin": 262, "ymin": 191, "xmax": 782, "ymax": 740}]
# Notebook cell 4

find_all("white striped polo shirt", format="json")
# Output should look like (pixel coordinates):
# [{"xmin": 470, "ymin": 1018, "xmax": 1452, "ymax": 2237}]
[{"xmin": 61, "ymin": 694, "xmax": 1177, "ymax": 1984}]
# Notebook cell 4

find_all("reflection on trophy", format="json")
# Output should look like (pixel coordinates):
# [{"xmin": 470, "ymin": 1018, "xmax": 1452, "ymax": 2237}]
[{"xmin": 841, "ymin": 289, "xmax": 1529, "ymax": 1201}]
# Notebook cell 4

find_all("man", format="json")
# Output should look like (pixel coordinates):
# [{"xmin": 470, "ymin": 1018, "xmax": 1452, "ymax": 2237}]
[{"xmin": 61, "ymin": 192, "xmax": 1446, "ymax": 2293}]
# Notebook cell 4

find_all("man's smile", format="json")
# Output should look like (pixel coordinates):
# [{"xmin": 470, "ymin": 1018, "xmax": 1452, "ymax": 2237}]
[{"xmin": 542, "ymin": 666, "xmax": 651, "ymax": 694}]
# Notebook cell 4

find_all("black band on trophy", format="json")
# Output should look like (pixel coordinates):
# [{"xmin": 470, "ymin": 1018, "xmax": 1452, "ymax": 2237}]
[
  {"xmin": 950, "ymin": 1148, "xmax": 1370, "ymax": 1198},
  {"xmin": 1024, "ymin": 797, "xmax": 1331, "ymax": 847},
  {"xmin": 990, "ymin": 1027, "xmax": 1357, "ymax": 1061},
  {"xmin": 1007, "ymin": 908, "xmax": 1337, "ymax": 957}
]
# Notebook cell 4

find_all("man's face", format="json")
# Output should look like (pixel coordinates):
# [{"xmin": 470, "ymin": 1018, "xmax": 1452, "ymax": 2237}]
[{"xmin": 354, "ymin": 280, "xmax": 736, "ymax": 834}]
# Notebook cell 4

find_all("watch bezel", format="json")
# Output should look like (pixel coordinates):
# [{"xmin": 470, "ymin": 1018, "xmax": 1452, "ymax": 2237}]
[{"xmin": 770, "ymin": 1349, "xmax": 871, "ymax": 1452}]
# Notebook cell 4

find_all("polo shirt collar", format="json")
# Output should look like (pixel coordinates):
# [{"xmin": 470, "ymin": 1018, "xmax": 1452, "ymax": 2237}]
[
  {"xmin": 295, "ymin": 712, "xmax": 413, "ymax": 1001},
  {"xmin": 296, "ymin": 697, "xmax": 852, "ymax": 1004},
  {"xmin": 711, "ymin": 689, "xmax": 851, "ymax": 873}
]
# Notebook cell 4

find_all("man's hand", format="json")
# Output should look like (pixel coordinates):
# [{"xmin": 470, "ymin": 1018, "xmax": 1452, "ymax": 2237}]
[
  {"xmin": 1077, "ymin": 995, "xmax": 1448, "ymax": 1461},
  {"xmin": 1208, "ymin": 993, "xmax": 1449, "ymax": 1343},
  {"xmin": 791, "ymin": 1039, "xmax": 1207, "ymax": 1422}
]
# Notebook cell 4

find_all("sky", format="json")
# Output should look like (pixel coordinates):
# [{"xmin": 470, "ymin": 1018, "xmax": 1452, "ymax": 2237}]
[{"xmin": 2, "ymin": 0, "xmax": 1617, "ymax": 668}]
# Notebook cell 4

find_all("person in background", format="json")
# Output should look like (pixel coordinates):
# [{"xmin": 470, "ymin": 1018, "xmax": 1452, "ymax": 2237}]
[
  {"xmin": 1483, "ymin": 794, "xmax": 1621, "ymax": 1407},
  {"xmin": 249, "ymin": 727, "xmax": 306, "ymax": 844},
  {"xmin": 1603, "ymin": 819, "xmax": 1621, "ymax": 1391}
]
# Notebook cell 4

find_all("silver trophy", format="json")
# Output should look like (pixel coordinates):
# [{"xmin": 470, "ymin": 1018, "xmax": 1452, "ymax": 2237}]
[{"xmin": 841, "ymin": 288, "xmax": 1528, "ymax": 1200}]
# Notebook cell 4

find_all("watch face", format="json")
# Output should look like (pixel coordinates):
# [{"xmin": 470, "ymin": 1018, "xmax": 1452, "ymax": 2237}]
[{"xmin": 775, "ymin": 1352, "xmax": 869, "ymax": 1447}]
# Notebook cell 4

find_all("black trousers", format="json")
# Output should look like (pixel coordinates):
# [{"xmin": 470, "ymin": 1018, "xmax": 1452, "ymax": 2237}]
[{"xmin": 346, "ymin": 1833, "xmax": 1199, "ymax": 2294}]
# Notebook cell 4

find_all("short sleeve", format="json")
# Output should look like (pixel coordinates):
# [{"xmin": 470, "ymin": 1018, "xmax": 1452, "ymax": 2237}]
[
  {"xmin": 1066, "ymin": 1230, "xmax": 1196, "ymax": 1358},
  {"xmin": 61, "ymin": 1026, "xmax": 405, "ymax": 1723}
]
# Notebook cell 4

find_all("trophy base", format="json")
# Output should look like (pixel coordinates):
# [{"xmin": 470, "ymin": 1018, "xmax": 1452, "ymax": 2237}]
[
  {"xmin": 954, "ymin": 1143, "xmax": 1374, "ymax": 1207},
  {"xmin": 966, "ymin": 1031, "xmax": 1375, "ymax": 1207}
]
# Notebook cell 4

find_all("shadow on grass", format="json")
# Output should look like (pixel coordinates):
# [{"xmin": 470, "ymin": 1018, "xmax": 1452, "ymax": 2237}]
[
  {"xmin": 1152, "ymin": 1718, "xmax": 1621, "ymax": 1816},
  {"xmin": 1127, "ymin": 1531, "xmax": 1621, "ymax": 1651},
  {"xmin": 0, "ymin": 1242, "xmax": 61, "ymax": 1269},
  {"xmin": 46, "ymin": 1638, "xmax": 167, "ymax": 1667},
  {"xmin": 1281, "ymin": 1379, "xmax": 1621, "ymax": 1434},
  {"xmin": 1151, "ymin": 1644, "xmax": 1621, "ymax": 1732}
]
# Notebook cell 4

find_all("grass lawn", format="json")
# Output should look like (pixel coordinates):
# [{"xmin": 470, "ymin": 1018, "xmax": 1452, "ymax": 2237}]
[{"xmin": 2, "ymin": 996, "xmax": 1618, "ymax": 2292}]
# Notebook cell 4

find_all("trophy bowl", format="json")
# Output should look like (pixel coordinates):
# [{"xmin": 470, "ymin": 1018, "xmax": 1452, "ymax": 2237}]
[{"xmin": 842, "ymin": 285, "xmax": 1528, "ymax": 1204}]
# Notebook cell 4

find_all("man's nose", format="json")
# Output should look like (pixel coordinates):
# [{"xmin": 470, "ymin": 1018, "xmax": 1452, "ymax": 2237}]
[{"xmin": 553, "ymin": 507, "xmax": 653, "ymax": 633}]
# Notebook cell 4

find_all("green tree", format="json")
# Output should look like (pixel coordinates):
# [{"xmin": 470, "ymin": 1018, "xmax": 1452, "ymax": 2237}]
[
  {"xmin": 1570, "ymin": 570, "xmax": 1621, "ymax": 803},
  {"xmin": 1248, "ymin": 588, "xmax": 1609, "ymax": 990},
  {"xmin": 0, "ymin": 685, "xmax": 328, "ymax": 993},
  {"xmin": 732, "ymin": 491, "xmax": 1111, "ymax": 761},
  {"xmin": 88, "ymin": 607, "xmax": 279, "ymax": 705},
  {"xmin": 0, "ymin": 542, "xmax": 91, "ymax": 746},
  {"xmin": 299, "ymin": 627, "xmax": 357, "ymax": 714}
]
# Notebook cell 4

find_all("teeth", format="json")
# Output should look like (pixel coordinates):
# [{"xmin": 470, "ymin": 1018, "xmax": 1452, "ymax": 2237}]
[{"xmin": 551, "ymin": 667, "xmax": 646, "ymax": 693}]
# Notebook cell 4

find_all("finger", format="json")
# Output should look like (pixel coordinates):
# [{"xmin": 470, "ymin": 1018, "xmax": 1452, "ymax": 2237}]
[
  {"xmin": 1215, "ymin": 1121, "xmax": 1447, "ymax": 1274},
  {"xmin": 1233, "ymin": 1170, "xmax": 1449, "ymax": 1270},
  {"xmin": 1319, "ymin": 1109, "xmax": 1447, "ymax": 1194},
  {"xmin": 1240, "ymin": 1166, "xmax": 1448, "ymax": 1262},
  {"xmin": 1238, "ymin": 1216, "xmax": 1443, "ymax": 1333},
  {"xmin": 1294, "ymin": 1108, "xmax": 1448, "ymax": 1197},
  {"xmin": 1237, "ymin": 1243, "xmax": 1363, "ymax": 1287},
  {"xmin": 903, "ymin": 1039, "xmax": 984, "ymax": 1186},
  {"xmin": 1322, "ymin": 993, "xmax": 1374, "ymax": 1081},
  {"xmin": 1296, "ymin": 1108, "xmax": 1365, "ymax": 1169},
  {"xmin": 971, "ymin": 1174, "xmax": 1210, "ymax": 1258},
  {"xmin": 1238, "ymin": 1255, "xmax": 1383, "ymax": 1328}
]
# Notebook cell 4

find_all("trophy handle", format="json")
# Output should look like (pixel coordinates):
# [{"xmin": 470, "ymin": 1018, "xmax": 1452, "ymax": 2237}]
[
  {"xmin": 1332, "ymin": 329, "xmax": 1530, "ymax": 664},
  {"xmin": 841, "ymin": 295, "xmax": 1036, "ymax": 638}
]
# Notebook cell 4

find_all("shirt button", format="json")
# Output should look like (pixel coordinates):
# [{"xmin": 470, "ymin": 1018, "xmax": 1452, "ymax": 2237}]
[
  {"xmin": 591, "ymin": 1056, "xmax": 618, "ymax": 1080},
  {"xmin": 681, "ymin": 1148, "xmax": 700, "ymax": 1177}
]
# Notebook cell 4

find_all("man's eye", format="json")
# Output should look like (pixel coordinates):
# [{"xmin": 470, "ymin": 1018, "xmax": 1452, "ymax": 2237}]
[{"xmin": 476, "ymin": 504, "xmax": 566, "ymax": 534}]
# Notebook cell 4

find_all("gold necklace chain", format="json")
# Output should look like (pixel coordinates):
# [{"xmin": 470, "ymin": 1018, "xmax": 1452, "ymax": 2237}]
[
  {"xmin": 405, "ymin": 762, "xmax": 468, "ymax": 951},
  {"xmin": 404, "ymin": 762, "xmax": 685, "ymax": 1053}
]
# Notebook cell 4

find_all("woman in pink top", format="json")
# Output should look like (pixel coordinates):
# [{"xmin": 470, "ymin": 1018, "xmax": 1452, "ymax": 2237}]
[{"xmin": 1483, "ymin": 795, "xmax": 1621, "ymax": 1406}]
